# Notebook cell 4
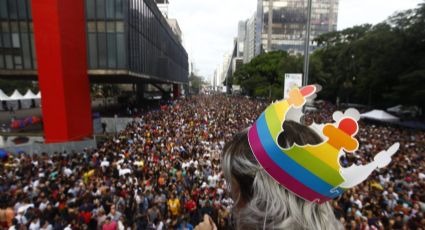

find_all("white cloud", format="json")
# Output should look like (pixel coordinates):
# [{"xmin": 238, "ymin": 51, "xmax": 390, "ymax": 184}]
[
  {"xmin": 338, "ymin": 0, "xmax": 423, "ymax": 29},
  {"xmin": 169, "ymin": 0, "xmax": 257, "ymax": 79},
  {"xmin": 168, "ymin": 0, "xmax": 423, "ymax": 79}
]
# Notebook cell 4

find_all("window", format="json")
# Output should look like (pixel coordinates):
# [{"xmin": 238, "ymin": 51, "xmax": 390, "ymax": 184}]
[
  {"xmin": 17, "ymin": 0, "xmax": 27, "ymax": 19},
  {"xmin": 116, "ymin": 21, "xmax": 124, "ymax": 32},
  {"xmin": 10, "ymin": 22, "xmax": 18, "ymax": 32},
  {"xmin": 98, "ymin": 33, "xmax": 107, "ymax": 68},
  {"xmin": 87, "ymin": 22, "xmax": 96, "ymax": 33},
  {"xmin": 30, "ymin": 33, "xmax": 36, "ymax": 68},
  {"xmin": 96, "ymin": 0, "xmax": 106, "ymax": 19},
  {"xmin": 106, "ymin": 22, "xmax": 115, "ymax": 33},
  {"xmin": 116, "ymin": 33, "xmax": 125, "ymax": 68},
  {"xmin": 14, "ymin": 56, "xmax": 22, "ymax": 69},
  {"xmin": 1, "ymin": 22, "xmax": 9, "ymax": 32},
  {"xmin": 20, "ymin": 22, "xmax": 28, "ymax": 32},
  {"xmin": 97, "ymin": 22, "xmax": 106, "ymax": 32},
  {"xmin": 5, "ymin": 55, "xmax": 13, "ymax": 69},
  {"xmin": 115, "ymin": 0, "xmax": 123, "ymax": 19},
  {"xmin": 88, "ymin": 33, "xmax": 98, "ymax": 68},
  {"xmin": 7, "ymin": 0, "xmax": 17, "ymax": 19},
  {"xmin": 107, "ymin": 33, "xmax": 116, "ymax": 68},
  {"xmin": 86, "ymin": 0, "xmax": 95, "ymax": 20},
  {"xmin": 0, "ymin": 0, "xmax": 7, "ymax": 19},
  {"xmin": 106, "ymin": 0, "xmax": 115, "ymax": 19},
  {"xmin": 21, "ymin": 33, "xmax": 32, "ymax": 69},
  {"xmin": 12, "ymin": 33, "xmax": 20, "ymax": 48}
]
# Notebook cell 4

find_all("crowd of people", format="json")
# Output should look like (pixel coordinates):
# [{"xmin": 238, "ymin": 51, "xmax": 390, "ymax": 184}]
[
  {"xmin": 0, "ymin": 95, "xmax": 423, "ymax": 230},
  {"xmin": 306, "ymin": 101, "xmax": 425, "ymax": 230},
  {"xmin": 0, "ymin": 95, "xmax": 265, "ymax": 230}
]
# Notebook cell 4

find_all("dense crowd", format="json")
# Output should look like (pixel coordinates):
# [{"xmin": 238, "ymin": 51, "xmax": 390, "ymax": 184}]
[
  {"xmin": 0, "ymin": 95, "xmax": 265, "ymax": 230},
  {"xmin": 306, "ymin": 101, "xmax": 425, "ymax": 230},
  {"xmin": 0, "ymin": 96, "xmax": 423, "ymax": 230}
]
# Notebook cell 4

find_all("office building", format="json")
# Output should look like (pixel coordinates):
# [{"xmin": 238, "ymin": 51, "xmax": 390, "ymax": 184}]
[
  {"xmin": 237, "ymin": 21, "xmax": 246, "ymax": 57},
  {"xmin": 258, "ymin": 0, "xmax": 339, "ymax": 55},
  {"xmin": 0, "ymin": 0, "xmax": 188, "ymax": 84},
  {"xmin": 243, "ymin": 13, "xmax": 258, "ymax": 63},
  {"xmin": 155, "ymin": 0, "xmax": 169, "ymax": 18}
]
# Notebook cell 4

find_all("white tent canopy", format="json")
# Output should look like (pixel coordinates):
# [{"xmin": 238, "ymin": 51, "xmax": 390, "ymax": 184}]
[
  {"xmin": 0, "ymin": 89, "xmax": 9, "ymax": 101},
  {"xmin": 35, "ymin": 91, "xmax": 41, "ymax": 107},
  {"xmin": 9, "ymin": 90, "xmax": 24, "ymax": 100},
  {"xmin": 23, "ymin": 89, "xmax": 37, "ymax": 99},
  {"xmin": 0, "ymin": 89, "xmax": 42, "ymax": 110},
  {"xmin": 20, "ymin": 90, "xmax": 37, "ymax": 109},
  {"xmin": 0, "ymin": 90, "xmax": 9, "ymax": 111},
  {"xmin": 360, "ymin": 110, "xmax": 400, "ymax": 123},
  {"xmin": 387, "ymin": 105, "xmax": 403, "ymax": 113}
]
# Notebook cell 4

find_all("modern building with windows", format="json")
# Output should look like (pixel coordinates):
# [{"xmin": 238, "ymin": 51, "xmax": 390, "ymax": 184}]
[
  {"xmin": 237, "ymin": 21, "xmax": 246, "ymax": 57},
  {"xmin": 243, "ymin": 13, "xmax": 259, "ymax": 63},
  {"xmin": 0, "ymin": 0, "xmax": 188, "ymax": 84},
  {"xmin": 257, "ymin": 0, "xmax": 338, "ymax": 55}
]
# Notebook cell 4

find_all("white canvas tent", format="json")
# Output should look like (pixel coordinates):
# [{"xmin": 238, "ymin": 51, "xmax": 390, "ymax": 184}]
[
  {"xmin": 0, "ymin": 90, "xmax": 9, "ymax": 111},
  {"xmin": 360, "ymin": 110, "xmax": 400, "ymax": 123},
  {"xmin": 23, "ymin": 90, "xmax": 37, "ymax": 99},
  {"xmin": 22, "ymin": 89, "xmax": 37, "ymax": 109},
  {"xmin": 35, "ymin": 91, "xmax": 41, "ymax": 107},
  {"xmin": 387, "ymin": 105, "xmax": 420, "ymax": 117},
  {"xmin": 6, "ymin": 90, "xmax": 24, "ymax": 110}
]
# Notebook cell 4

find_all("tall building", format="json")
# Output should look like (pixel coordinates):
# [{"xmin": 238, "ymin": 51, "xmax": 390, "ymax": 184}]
[
  {"xmin": 0, "ymin": 0, "xmax": 188, "ymax": 83},
  {"xmin": 154, "ymin": 0, "xmax": 183, "ymax": 45},
  {"xmin": 237, "ymin": 21, "xmax": 246, "ymax": 57},
  {"xmin": 257, "ymin": 0, "xmax": 339, "ymax": 55},
  {"xmin": 155, "ymin": 0, "xmax": 169, "ymax": 18},
  {"xmin": 166, "ymin": 18, "xmax": 182, "ymax": 44},
  {"xmin": 243, "ymin": 13, "xmax": 258, "ymax": 63}
]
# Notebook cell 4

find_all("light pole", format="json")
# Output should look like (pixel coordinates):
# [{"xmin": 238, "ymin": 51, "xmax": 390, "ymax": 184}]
[{"xmin": 303, "ymin": 0, "xmax": 313, "ymax": 86}]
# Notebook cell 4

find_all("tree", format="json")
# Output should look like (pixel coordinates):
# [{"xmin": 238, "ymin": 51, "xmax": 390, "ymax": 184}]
[
  {"xmin": 189, "ymin": 73, "xmax": 205, "ymax": 94},
  {"xmin": 310, "ymin": 3, "xmax": 425, "ymax": 112},
  {"xmin": 0, "ymin": 79, "xmax": 38, "ymax": 95},
  {"xmin": 233, "ymin": 51, "xmax": 303, "ymax": 99}
]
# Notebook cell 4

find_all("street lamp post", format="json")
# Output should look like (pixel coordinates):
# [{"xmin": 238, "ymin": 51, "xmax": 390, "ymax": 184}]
[{"xmin": 303, "ymin": 0, "xmax": 313, "ymax": 86}]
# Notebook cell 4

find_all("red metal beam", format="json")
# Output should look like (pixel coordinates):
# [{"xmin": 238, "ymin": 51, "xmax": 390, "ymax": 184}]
[{"xmin": 31, "ymin": 0, "xmax": 92, "ymax": 143}]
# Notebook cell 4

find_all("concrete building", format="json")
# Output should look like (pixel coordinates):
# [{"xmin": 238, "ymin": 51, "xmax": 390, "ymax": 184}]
[
  {"xmin": 237, "ymin": 21, "xmax": 246, "ymax": 57},
  {"xmin": 155, "ymin": 1, "xmax": 183, "ymax": 46},
  {"xmin": 155, "ymin": 0, "xmax": 169, "ymax": 19},
  {"xmin": 166, "ymin": 18, "xmax": 183, "ymax": 44},
  {"xmin": 0, "ymin": 0, "xmax": 189, "ymax": 84},
  {"xmin": 243, "ymin": 13, "xmax": 258, "ymax": 63},
  {"xmin": 257, "ymin": 0, "xmax": 339, "ymax": 55}
]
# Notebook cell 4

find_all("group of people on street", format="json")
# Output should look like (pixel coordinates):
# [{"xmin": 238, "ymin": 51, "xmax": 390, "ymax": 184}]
[{"xmin": 0, "ymin": 95, "xmax": 423, "ymax": 229}]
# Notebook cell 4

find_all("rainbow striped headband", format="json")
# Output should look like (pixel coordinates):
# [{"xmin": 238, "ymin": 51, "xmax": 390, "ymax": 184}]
[{"xmin": 248, "ymin": 85, "xmax": 400, "ymax": 204}]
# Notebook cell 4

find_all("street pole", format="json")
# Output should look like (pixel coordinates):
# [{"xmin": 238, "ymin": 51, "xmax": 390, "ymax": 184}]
[{"xmin": 303, "ymin": 0, "xmax": 313, "ymax": 86}]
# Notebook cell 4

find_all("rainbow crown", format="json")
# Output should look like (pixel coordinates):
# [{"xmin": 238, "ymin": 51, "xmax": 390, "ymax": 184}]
[{"xmin": 248, "ymin": 85, "xmax": 399, "ymax": 204}]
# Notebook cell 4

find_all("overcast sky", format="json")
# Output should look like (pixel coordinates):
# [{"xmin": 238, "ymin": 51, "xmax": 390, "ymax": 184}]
[{"xmin": 168, "ymin": 0, "xmax": 423, "ymax": 80}]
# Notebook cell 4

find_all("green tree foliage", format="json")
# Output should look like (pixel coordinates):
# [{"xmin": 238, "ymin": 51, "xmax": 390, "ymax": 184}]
[
  {"xmin": 189, "ymin": 73, "xmax": 205, "ymax": 94},
  {"xmin": 233, "ymin": 51, "xmax": 302, "ymax": 99},
  {"xmin": 0, "ymin": 79, "xmax": 38, "ymax": 95},
  {"xmin": 311, "ymin": 3, "xmax": 425, "ymax": 110}
]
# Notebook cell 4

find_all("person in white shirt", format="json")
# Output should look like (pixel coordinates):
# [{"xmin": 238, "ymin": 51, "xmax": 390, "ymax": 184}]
[
  {"xmin": 28, "ymin": 218, "xmax": 40, "ymax": 230},
  {"xmin": 40, "ymin": 219, "xmax": 53, "ymax": 230}
]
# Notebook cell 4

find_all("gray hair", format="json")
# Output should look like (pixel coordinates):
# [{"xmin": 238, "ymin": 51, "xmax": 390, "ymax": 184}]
[{"xmin": 222, "ymin": 124, "xmax": 344, "ymax": 230}]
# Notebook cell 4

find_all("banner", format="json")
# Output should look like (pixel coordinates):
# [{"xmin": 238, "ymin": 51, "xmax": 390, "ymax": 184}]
[{"xmin": 284, "ymin": 73, "xmax": 303, "ymax": 99}]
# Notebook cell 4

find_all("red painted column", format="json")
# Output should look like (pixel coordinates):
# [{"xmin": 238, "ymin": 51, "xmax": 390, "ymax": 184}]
[
  {"xmin": 31, "ymin": 0, "xmax": 92, "ymax": 143},
  {"xmin": 173, "ymin": 84, "xmax": 180, "ymax": 99}
]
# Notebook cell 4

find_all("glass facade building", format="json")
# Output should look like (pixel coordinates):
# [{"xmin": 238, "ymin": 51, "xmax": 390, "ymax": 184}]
[
  {"xmin": 0, "ymin": 0, "xmax": 188, "ymax": 84},
  {"xmin": 258, "ymin": 0, "xmax": 338, "ymax": 55}
]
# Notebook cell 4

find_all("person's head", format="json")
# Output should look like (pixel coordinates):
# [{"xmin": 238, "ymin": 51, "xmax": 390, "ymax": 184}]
[{"xmin": 222, "ymin": 121, "xmax": 343, "ymax": 230}]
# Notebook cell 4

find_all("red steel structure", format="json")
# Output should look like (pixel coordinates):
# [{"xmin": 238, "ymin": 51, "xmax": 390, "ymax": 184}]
[{"xmin": 31, "ymin": 0, "xmax": 92, "ymax": 143}]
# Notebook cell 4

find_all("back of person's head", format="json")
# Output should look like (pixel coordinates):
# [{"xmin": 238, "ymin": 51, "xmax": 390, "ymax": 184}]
[{"xmin": 222, "ymin": 121, "xmax": 343, "ymax": 230}]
